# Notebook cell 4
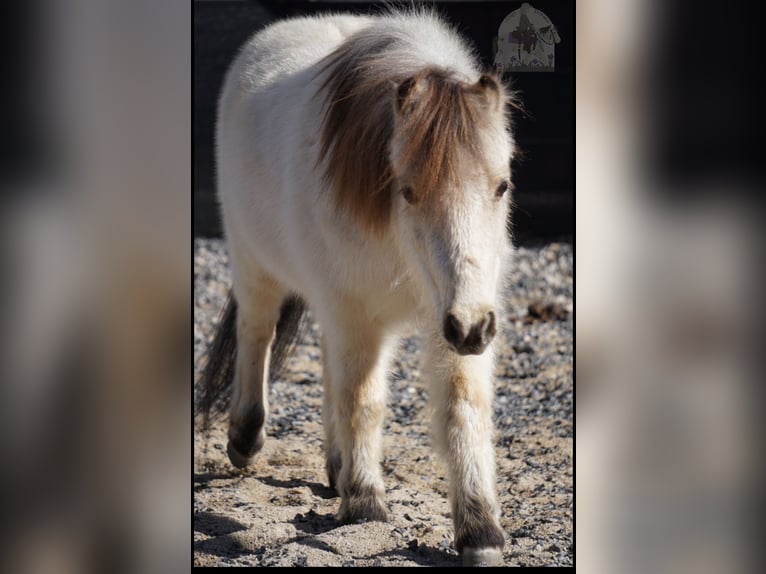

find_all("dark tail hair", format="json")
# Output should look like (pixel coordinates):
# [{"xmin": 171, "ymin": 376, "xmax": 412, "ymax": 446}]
[{"xmin": 195, "ymin": 292, "xmax": 307, "ymax": 430}]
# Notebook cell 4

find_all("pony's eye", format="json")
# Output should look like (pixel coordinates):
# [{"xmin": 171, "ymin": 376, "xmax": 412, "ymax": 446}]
[
  {"xmin": 496, "ymin": 180, "xmax": 509, "ymax": 198},
  {"xmin": 401, "ymin": 186, "xmax": 416, "ymax": 204}
]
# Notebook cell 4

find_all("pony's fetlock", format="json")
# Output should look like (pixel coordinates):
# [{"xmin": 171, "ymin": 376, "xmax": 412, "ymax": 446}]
[
  {"xmin": 226, "ymin": 402, "xmax": 266, "ymax": 467},
  {"xmin": 339, "ymin": 489, "xmax": 388, "ymax": 524}
]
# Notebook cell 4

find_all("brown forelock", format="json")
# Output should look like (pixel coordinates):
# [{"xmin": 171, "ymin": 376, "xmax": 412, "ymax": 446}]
[
  {"xmin": 317, "ymin": 35, "xmax": 400, "ymax": 236},
  {"xmin": 396, "ymin": 68, "xmax": 497, "ymax": 205},
  {"xmin": 317, "ymin": 36, "xmax": 506, "ymax": 235}
]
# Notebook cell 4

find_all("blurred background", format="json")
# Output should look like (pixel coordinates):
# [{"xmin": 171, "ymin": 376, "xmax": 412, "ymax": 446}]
[
  {"xmin": 1, "ymin": 1, "xmax": 190, "ymax": 573},
  {"xmin": 0, "ymin": 0, "xmax": 763, "ymax": 572},
  {"xmin": 577, "ymin": 0, "xmax": 762, "ymax": 573}
]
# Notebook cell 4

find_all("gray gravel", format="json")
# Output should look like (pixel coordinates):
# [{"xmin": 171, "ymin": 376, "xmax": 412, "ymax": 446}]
[{"xmin": 194, "ymin": 238, "xmax": 572, "ymax": 566}]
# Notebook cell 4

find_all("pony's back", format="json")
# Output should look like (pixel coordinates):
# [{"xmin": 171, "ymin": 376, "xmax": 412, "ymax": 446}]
[
  {"xmin": 221, "ymin": 14, "xmax": 375, "ymax": 99},
  {"xmin": 220, "ymin": 11, "xmax": 478, "ymax": 99}
]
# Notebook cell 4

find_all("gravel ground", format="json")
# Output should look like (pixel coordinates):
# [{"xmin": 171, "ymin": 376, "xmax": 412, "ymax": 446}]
[{"xmin": 194, "ymin": 238, "xmax": 573, "ymax": 567}]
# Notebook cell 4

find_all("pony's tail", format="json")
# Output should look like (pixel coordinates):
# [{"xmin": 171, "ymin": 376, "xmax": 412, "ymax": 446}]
[{"xmin": 195, "ymin": 292, "xmax": 307, "ymax": 431}]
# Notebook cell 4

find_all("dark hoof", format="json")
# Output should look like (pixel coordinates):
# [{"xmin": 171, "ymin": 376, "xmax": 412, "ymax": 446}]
[
  {"xmin": 226, "ymin": 439, "xmax": 256, "ymax": 468},
  {"xmin": 339, "ymin": 494, "xmax": 388, "ymax": 524},
  {"xmin": 227, "ymin": 404, "xmax": 266, "ymax": 468}
]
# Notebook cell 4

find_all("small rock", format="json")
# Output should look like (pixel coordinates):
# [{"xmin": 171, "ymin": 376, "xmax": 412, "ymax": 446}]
[
  {"xmin": 524, "ymin": 301, "xmax": 569, "ymax": 323},
  {"xmin": 439, "ymin": 538, "xmax": 458, "ymax": 555}
]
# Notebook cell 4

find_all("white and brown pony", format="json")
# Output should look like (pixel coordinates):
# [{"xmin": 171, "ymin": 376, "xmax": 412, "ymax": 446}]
[{"xmin": 198, "ymin": 10, "xmax": 517, "ymax": 566}]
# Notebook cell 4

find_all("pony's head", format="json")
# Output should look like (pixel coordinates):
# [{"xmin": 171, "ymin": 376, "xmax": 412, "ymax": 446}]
[
  {"xmin": 389, "ymin": 70, "xmax": 514, "ymax": 355},
  {"xmin": 319, "ymin": 47, "xmax": 515, "ymax": 355}
]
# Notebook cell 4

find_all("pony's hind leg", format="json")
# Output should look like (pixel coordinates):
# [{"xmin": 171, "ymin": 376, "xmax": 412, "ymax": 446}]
[
  {"xmin": 321, "ymin": 298, "xmax": 391, "ymax": 523},
  {"xmin": 424, "ymin": 336, "xmax": 505, "ymax": 566},
  {"xmin": 226, "ymin": 272, "xmax": 286, "ymax": 468}
]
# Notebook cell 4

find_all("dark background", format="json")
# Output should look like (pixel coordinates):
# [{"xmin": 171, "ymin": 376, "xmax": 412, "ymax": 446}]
[{"xmin": 193, "ymin": 0, "xmax": 574, "ymax": 244}]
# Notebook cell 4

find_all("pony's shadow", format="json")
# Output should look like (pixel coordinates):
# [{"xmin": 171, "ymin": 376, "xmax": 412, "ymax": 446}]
[
  {"xmin": 256, "ymin": 475, "xmax": 337, "ymax": 500},
  {"xmin": 195, "ymin": 471, "xmax": 227, "ymax": 483},
  {"xmin": 194, "ymin": 510, "xmax": 250, "ymax": 560},
  {"xmin": 194, "ymin": 511, "xmax": 248, "ymax": 537},
  {"xmin": 255, "ymin": 475, "xmax": 341, "ymax": 534},
  {"xmin": 295, "ymin": 536, "xmax": 342, "ymax": 555},
  {"xmin": 290, "ymin": 509, "xmax": 339, "ymax": 535},
  {"xmin": 374, "ymin": 545, "xmax": 460, "ymax": 567},
  {"xmin": 194, "ymin": 534, "xmax": 250, "ymax": 559},
  {"xmin": 194, "ymin": 469, "xmax": 252, "ymax": 488}
]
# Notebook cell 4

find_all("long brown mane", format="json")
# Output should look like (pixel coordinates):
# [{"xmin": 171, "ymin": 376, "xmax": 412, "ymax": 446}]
[{"xmin": 317, "ymin": 33, "xmax": 507, "ymax": 235}]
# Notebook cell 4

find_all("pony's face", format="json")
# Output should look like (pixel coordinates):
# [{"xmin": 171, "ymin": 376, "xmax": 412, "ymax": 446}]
[{"xmin": 390, "ymin": 72, "xmax": 514, "ymax": 355}]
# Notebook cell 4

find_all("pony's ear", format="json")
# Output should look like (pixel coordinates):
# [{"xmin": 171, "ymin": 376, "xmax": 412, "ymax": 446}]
[
  {"xmin": 477, "ymin": 73, "xmax": 501, "ymax": 93},
  {"xmin": 472, "ymin": 73, "xmax": 504, "ymax": 112},
  {"xmin": 395, "ymin": 75, "xmax": 427, "ymax": 116}
]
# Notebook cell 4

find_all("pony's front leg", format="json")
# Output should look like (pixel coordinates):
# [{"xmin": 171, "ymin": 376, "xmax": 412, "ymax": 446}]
[
  {"xmin": 320, "ymin": 334, "xmax": 341, "ymax": 493},
  {"xmin": 322, "ymin": 300, "xmax": 391, "ymax": 523},
  {"xmin": 425, "ymin": 336, "xmax": 505, "ymax": 566}
]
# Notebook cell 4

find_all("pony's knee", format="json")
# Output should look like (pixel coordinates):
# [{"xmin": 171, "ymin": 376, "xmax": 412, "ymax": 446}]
[{"xmin": 227, "ymin": 402, "xmax": 266, "ymax": 468}]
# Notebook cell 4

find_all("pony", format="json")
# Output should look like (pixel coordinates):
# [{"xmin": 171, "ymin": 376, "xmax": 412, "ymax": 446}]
[{"xmin": 197, "ymin": 9, "xmax": 517, "ymax": 566}]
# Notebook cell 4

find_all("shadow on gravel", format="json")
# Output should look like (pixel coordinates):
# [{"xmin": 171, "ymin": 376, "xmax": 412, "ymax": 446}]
[
  {"xmin": 194, "ymin": 469, "xmax": 250, "ymax": 487},
  {"xmin": 291, "ymin": 509, "xmax": 340, "ymax": 534},
  {"xmin": 257, "ymin": 475, "xmax": 338, "ymax": 499},
  {"xmin": 194, "ymin": 534, "xmax": 250, "ymax": 559},
  {"xmin": 373, "ymin": 545, "xmax": 460, "ymax": 567},
  {"xmin": 294, "ymin": 536, "xmax": 342, "ymax": 555},
  {"xmin": 194, "ymin": 511, "xmax": 248, "ymax": 537}
]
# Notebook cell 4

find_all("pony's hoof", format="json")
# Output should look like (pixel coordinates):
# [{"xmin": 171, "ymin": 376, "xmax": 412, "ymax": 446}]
[
  {"xmin": 461, "ymin": 547, "xmax": 504, "ymax": 567},
  {"xmin": 456, "ymin": 521, "xmax": 504, "ymax": 566},
  {"xmin": 227, "ymin": 403, "xmax": 266, "ymax": 468},
  {"xmin": 226, "ymin": 439, "xmax": 254, "ymax": 468},
  {"xmin": 338, "ymin": 494, "xmax": 388, "ymax": 524}
]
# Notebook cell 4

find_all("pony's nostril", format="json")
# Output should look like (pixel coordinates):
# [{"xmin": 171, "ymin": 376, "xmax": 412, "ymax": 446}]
[
  {"xmin": 445, "ymin": 312, "xmax": 496, "ymax": 354},
  {"xmin": 443, "ymin": 313, "xmax": 464, "ymax": 347}
]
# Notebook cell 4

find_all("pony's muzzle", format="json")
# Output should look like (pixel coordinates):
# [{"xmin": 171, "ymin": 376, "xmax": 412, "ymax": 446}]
[{"xmin": 443, "ymin": 310, "xmax": 497, "ymax": 355}]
